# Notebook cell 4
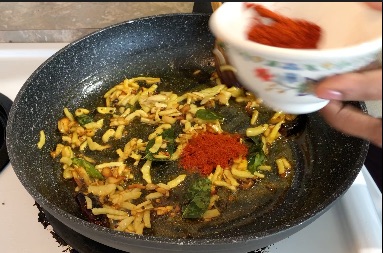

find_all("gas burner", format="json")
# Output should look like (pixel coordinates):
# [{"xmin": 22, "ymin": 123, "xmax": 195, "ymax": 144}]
[
  {"xmin": 0, "ymin": 93, "xmax": 13, "ymax": 172},
  {"xmin": 35, "ymin": 203, "xmax": 270, "ymax": 253},
  {"xmin": 36, "ymin": 203, "xmax": 128, "ymax": 253}
]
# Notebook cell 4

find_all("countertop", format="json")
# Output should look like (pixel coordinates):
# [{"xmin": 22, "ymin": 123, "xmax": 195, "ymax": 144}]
[{"xmin": 0, "ymin": 2, "xmax": 194, "ymax": 43}]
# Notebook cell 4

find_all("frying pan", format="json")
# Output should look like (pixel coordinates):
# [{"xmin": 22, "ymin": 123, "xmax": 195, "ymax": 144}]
[{"xmin": 6, "ymin": 14, "xmax": 369, "ymax": 253}]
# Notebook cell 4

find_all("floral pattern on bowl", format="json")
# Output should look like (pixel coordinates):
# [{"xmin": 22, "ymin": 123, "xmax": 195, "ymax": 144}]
[
  {"xmin": 236, "ymin": 49, "xmax": 376, "ymax": 72},
  {"xmin": 254, "ymin": 68, "xmax": 317, "ymax": 96},
  {"xmin": 234, "ymin": 47, "xmax": 378, "ymax": 97}
]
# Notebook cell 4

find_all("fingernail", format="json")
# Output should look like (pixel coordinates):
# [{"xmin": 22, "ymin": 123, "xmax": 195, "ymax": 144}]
[{"xmin": 323, "ymin": 90, "xmax": 343, "ymax": 100}]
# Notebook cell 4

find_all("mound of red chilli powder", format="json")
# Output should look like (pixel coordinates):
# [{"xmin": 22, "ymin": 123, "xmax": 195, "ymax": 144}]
[{"xmin": 180, "ymin": 132, "xmax": 248, "ymax": 175}]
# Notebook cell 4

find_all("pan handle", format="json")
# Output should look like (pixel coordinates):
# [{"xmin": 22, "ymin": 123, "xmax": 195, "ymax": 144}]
[{"xmin": 192, "ymin": 2, "xmax": 213, "ymax": 13}]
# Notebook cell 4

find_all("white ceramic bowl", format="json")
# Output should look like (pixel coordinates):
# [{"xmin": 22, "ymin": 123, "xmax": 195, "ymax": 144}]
[{"xmin": 209, "ymin": 2, "xmax": 382, "ymax": 114}]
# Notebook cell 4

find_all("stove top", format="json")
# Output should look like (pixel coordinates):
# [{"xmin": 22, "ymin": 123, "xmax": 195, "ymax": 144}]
[
  {"xmin": 0, "ymin": 93, "xmax": 12, "ymax": 172},
  {"xmin": 0, "ymin": 43, "xmax": 381, "ymax": 253}
]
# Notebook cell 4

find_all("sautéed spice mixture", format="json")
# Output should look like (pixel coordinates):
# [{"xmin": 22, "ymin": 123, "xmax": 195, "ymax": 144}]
[{"xmin": 45, "ymin": 71, "xmax": 299, "ymax": 238}]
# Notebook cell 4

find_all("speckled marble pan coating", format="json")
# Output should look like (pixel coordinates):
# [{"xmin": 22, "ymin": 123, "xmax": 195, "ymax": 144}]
[{"xmin": 6, "ymin": 14, "xmax": 369, "ymax": 253}]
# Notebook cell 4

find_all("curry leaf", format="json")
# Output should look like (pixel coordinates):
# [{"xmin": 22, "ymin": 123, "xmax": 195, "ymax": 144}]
[
  {"xmin": 247, "ymin": 152, "xmax": 265, "ymax": 174},
  {"xmin": 248, "ymin": 136, "xmax": 263, "ymax": 153},
  {"xmin": 182, "ymin": 178, "xmax": 211, "ymax": 219},
  {"xmin": 247, "ymin": 136, "xmax": 265, "ymax": 173},
  {"xmin": 76, "ymin": 115, "xmax": 93, "ymax": 127},
  {"xmin": 72, "ymin": 158, "xmax": 104, "ymax": 180},
  {"xmin": 125, "ymin": 103, "xmax": 137, "ymax": 112},
  {"xmin": 145, "ymin": 127, "xmax": 176, "ymax": 161},
  {"xmin": 162, "ymin": 128, "xmax": 175, "ymax": 141},
  {"xmin": 195, "ymin": 109, "xmax": 224, "ymax": 121},
  {"xmin": 145, "ymin": 139, "xmax": 155, "ymax": 158}
]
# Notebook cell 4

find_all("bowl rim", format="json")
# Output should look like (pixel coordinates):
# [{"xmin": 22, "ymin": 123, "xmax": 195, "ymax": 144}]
[{"xmin": 209, "ymin": 2, "xmax": 382, "ymax": 60}]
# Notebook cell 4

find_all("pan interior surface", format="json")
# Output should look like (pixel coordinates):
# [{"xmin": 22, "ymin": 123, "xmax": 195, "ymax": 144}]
[{"xmin": 6, "ymin": 13, "xmax": 368, "ymax": 250}]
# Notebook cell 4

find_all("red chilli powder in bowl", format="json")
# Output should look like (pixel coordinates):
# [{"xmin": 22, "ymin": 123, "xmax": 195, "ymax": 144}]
[{"xmin": 244, "ymin": 3, "xmax": 322, "ymax": 49}]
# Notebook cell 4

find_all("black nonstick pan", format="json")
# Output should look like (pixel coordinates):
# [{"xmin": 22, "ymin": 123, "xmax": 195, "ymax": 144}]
[{"xmin": 6, "ymin": 13, "xmax": 369, "ymax": 253}]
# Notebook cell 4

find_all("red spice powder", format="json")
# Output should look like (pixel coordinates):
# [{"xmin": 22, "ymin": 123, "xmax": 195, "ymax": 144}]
[
  {"xmin": 180, "ymin": 132, "xmax": 248, "ymax": 175},
  {"xmin": 244, "ymin": 3, "xmax": 322, "ymax": 49}
]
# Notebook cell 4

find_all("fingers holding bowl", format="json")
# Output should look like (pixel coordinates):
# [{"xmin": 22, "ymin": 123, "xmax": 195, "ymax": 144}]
[
  {"xmin": 315, "ymin": 69, "xmax": 382, "ymax": 101},
  {"xmin": 365, "ymin": 2, "xmax": 382, "ymax": 11}
]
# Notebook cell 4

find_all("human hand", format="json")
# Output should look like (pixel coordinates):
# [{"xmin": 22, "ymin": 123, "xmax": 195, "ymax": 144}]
[
  {"xmin": 365, "ymin": 2, "xmax": 382, "ymax": 11},
  {"xmin": 314, "ymin": 2, "xmax": 382, "ymax": 148}
]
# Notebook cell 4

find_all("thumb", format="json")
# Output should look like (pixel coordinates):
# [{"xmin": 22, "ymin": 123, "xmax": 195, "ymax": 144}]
[{"xmin": 315, "ymin": 69, "xmax": 382, "ymax": 101}]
